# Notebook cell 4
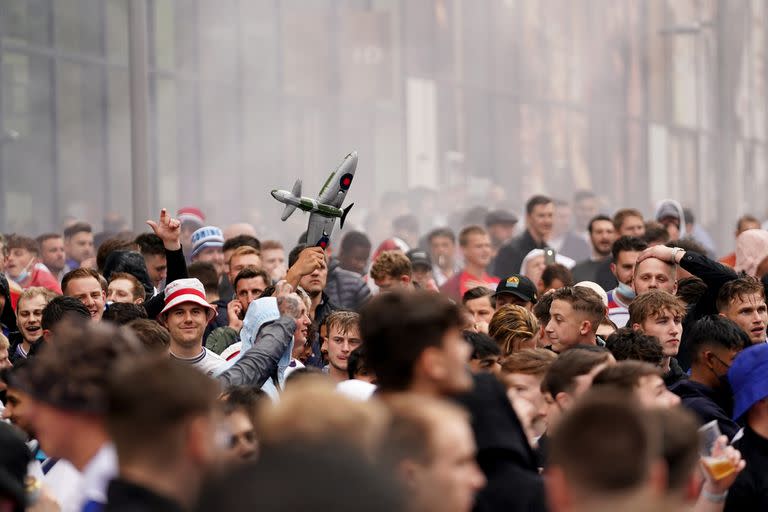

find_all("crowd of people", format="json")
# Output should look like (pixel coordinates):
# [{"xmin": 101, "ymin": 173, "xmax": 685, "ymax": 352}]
[{"xmin": 1, "ymin": 192, "xmax": 768, "ymax": 512}]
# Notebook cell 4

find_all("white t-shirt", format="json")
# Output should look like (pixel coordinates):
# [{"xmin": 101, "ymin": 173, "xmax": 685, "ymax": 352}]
[
  {"xmin": 172, "ymin": 347, "xmax": 226, "ymax": 377},
  {"xmin": 607, "ymin": 289, "xmax": 631, "ymax": 328},
  {"xmin": 71, "ymin": 443, "xmax": 117, "ymax": 512}
]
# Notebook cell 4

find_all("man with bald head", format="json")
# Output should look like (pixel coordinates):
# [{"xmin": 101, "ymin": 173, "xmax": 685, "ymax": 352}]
[
  {"xmin": 632, "ymin": 256, "xmax": 678, "ymax": 297},
  {"xmin": 224, "ymin": 223, "xmax": 258, "ymax": 241}
]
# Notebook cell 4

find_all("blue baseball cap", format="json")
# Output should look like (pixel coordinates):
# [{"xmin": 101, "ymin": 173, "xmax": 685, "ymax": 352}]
[{"xmin": 729, "ymin": 343, "xmax": 768, "ymax": 420}]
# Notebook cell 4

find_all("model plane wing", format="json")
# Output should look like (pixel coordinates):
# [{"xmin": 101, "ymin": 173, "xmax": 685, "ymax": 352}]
[
  {"xmin": 306, "ymin": 213, "xmax": 337, "ymax": 249},
  {"xmin": 316, "ymin": 152, "xmax": 358, "ymax": 207}
]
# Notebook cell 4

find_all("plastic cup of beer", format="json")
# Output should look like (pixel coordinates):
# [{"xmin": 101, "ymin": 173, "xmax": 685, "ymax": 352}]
[{"xmin": 699, "ymin": 420, "xmax": 736, "ymax": 481}]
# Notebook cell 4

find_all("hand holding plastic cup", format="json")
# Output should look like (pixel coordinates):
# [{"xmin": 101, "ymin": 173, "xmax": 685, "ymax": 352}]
[{"xmin": 699, "ymin": 420, "xmax": 737, "ymax": 481}]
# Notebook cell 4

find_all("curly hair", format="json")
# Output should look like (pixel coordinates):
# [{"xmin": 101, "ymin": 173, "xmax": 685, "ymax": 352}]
[{"xmin": 370, "ymin": 251, "xmax": 412, "ymax": 280}]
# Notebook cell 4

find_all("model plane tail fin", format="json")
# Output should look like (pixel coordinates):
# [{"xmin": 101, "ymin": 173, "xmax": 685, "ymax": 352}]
[{"xmin": 340, "ymin": 203, "xmax": 354, "ymax": 229}]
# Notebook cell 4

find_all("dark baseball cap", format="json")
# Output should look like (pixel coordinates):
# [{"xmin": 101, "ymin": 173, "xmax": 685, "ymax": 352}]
[
  {"xmin": 493, "ymin": 274, "xmax": 538, "ymax": 303},
  {"xmin": 406, "ymin": 250, "xmax": 432, "ymax": 270},
  {"xmin": 485, "ymin": 210, "xmax": 518, "ymax": 227}
]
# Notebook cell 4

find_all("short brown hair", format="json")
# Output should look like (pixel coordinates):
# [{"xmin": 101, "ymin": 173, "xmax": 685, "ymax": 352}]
[
  {"xmin": 380, "ymin": 394, "xmax": 468, "ymax": 467},
  {"xmin": 127, "ymin": 319, "xmax": 171, "ymax": 353},
  {"xmin": 233, "ymin": 267, "xmax": 270, "ymax": 291},
  {"xmin": 229, "ymin": 245, "xmax": 260, "ymax": 264},
  {"xmin": 541, "ymin": 264, "xmax": 573, "ymax": 289},
  {"xmin": 109, "ymin": 272, "xmax": 144, "ymax": 302},
  {"xmin": 500, "ymin": 348, "xmax": 557, "ymax": 376},
  {"xmin": 260, "ymin": 240, "xmax": 283, "ymax": 251},
  {"xmin": 96, "ymin": 237, "xmax": 138, "ymax": 273},
  {"xmin": 36, "ymin": 233, "xmax": 63, "ymax": 246},
  {"xmin": 549, "ymin": 391, "xmax": 658, "ymax": 495},
  {"xmin": 187, "ymin": 262, "xmax": 218, "ymax": 294},
  {"xmin": 325, "ymin": 311, "xmax": 360, "ymax": 336},
  {"xmin": 551, "ymin": 287, "xmax": 606, "ymax": 334},
  {"xmin": 612, "ymin": 209, "xmax": 643, "ymax": 231},
  {"xmin": 458, "ymin": 225, "xmax": 487, "ymax": 247},
  {"xmin": 736, "ymin": 214, "xmax": 760, "ymax": 233},
  {"xmin": 17, "ymin": 287, "xmax": 58, "ymax": 310},
  {"xmin": 62, "ymin": 268, "xmax": 102, "ymax": 295},
  {"xmin": 652, "ymin": 407, "xmax": 700, "ymax": 492},
  {"xmin": 107, "ymin": 357, "xmax": 219, "ymax": 466},
  {"xmin": 64, "ymin": 222, "xmax": 92, "ymax": 239},
  {"xmin": 532, "ymin": 292, "xmax": 555, "ymax": 325},
  {"xmin": 592, "ymin": 361, "xmax": 663, "ymax": 391},
  {"xmin": 541, "ymin": 346, "xmax": 613, "ymax": 397},
  {"xmin": 18, "ymin": 323, "xmax": 143, "ymax": 413},
  {"xmin": 6, "ymin": 234, "xmax": 39, "ymax": 255},
  {"xmin": 370, "ymin": 251, "xmax": 412, "ymax": 280},
  {"xmin": 258, "ymin": 379, "xmax": 387, "ymax": 457},
  {"xmin": 628, "ymin": 290, "xmax": 685, "ymax": 326},
  {"xmin": 488, "ymin": 305, "xmax": 539, "ymax": 356},
  {"xmin": 716, "ymin": 276, "xmax": 766, "ymax": 313}
]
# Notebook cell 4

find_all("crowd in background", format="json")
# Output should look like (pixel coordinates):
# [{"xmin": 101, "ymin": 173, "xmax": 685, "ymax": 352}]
[{"xmin": 1, "ymin": 189, "xmax": 768, "ymax": 511}]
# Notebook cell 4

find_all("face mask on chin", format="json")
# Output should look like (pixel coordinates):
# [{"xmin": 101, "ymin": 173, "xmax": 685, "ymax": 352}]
[
  {"xmin": 617, "ymin": 281, "xmax": 636, "ymax": 300},
  {"xmin": 11, "ymin": 257, "xmax": 35, "ymax": 285}
]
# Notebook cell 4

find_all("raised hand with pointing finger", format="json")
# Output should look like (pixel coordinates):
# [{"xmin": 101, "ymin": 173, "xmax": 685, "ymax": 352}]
[{"xmin": 146, "ymin": 208, "xmax": 182, "ymax": 251}]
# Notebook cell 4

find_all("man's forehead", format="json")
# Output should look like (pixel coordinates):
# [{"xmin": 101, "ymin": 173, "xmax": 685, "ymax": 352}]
[
  {"xmin": 550, "ymin": 299, "xmax": 573, "ymax": 312},
  {"xmin": 237, "ymin": 277, "xmax": 265, "ymax": 290},
  {"xmin": 647, "ymin": 308, "xmax": 682, "ymax": 321},
  {"xmin": 69, "ymin": 276, "xmax": 101, "ymax": 290},
  {"xmin": 636, "ymin": 258, "xmax": 673, "ymax": 274},
  {"xmin": 330, "ymin": 324, "xmax": 360, "ymax": 337},
  {"xmin": 730, "ymin": 292, "xmax": 767, "ymax": 308}
]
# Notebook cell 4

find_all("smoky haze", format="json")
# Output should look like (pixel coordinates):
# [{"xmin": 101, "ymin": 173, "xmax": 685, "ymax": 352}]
[{"xmin": 1, "ymin": 0, "xmax": 766, "ymax": 255}]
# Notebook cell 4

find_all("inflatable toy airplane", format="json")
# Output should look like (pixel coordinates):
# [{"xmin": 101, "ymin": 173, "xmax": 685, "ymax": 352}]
[{"xmin": 271, "ymin": 151, "xmax": 357, "ymax": 249}]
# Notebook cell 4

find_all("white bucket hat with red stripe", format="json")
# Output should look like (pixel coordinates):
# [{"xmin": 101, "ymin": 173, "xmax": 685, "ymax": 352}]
[{"xmin": 160, "ymin": 278, "xmax": 216, "ymax": 318}]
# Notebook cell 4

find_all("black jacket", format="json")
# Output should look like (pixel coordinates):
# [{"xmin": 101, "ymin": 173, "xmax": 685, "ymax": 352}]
[
  {"xmin": 102, "ymin": 251, "xmax": 155, "ymax": 301},
  {"xmin": 454, "ymin": 373, "xmax": 547, "ymax": 512},
  {"xmin": 144, "ymin": 248, "xmax": 188, "ymax": 319},
  {"xmin": 105, "ymin": 478, "xmax": 184, "ymax": 512},
  {"xmin": 670, "ymin": 379, "xmax": 740, "ymax": 440},
  {"xmin": 663, "ymin": 357, "xmax": 687, "ymax": 387},
  {"xmin": 724, "ymin": 426, "xmax": 768, "ymax": 512},
  {"xmin": 324, "ymin": 260, "xmax": 371, "ymax": 312},
  {"xmin": 0, "ymin": 273, "xmax": 17, "ymax": 335},
  {"xmin": 493, "ymin": 230, "xmax": 548, "ymax": 279},
  {"xmin": 678, "ymin": 251, "xmax": 738, "ymax": 369}
]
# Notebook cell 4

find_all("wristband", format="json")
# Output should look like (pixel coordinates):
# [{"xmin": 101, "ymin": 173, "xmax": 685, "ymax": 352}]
[
  {"xmin": 701, "ymin": 488, "xmax": 728, "ymax": 503},
  {"xmin": 670, "ymin": 247, "xmax": 682, "ymax": 262}
]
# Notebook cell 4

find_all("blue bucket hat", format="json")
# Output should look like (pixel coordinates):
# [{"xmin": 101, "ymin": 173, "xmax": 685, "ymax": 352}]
[
  {"xmin": 729, "ymin": 343, "xmax": 768, "ymax": 420},
  {"xmin": 191, "ymin": 226, "xmax": 224, "ymax": 258}
]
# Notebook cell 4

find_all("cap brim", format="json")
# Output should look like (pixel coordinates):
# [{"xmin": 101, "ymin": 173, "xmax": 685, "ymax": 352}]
[
  {"xmin": 159, "ymin": 295, "xmax": 217, "ymax": 318},
  {"xmin": 493, "ymin": 290, "xmax": 535, "ymax": 303},
  {"xmin": 191, "ymin": 241, "xmax": 224, "ymax": 258}
]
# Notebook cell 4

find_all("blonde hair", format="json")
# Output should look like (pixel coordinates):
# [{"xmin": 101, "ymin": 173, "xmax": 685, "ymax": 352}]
[
  {"xmin": 500, "ymin": 348, "xmax": 557, "ymax": 376},
  {"xmin": 0, "ymin": 332, "xmax": 9, "ymax": 351},
  {"xmin": 489, "ymin": 305, "xmax": 540, "ymax": 356},
  {"xmin": 18, "ymin": 287, "xmax": 58, "ymax": 309},
  {"xmin": 229, "ymin": 246, "xmax": 261, "ymax": 263},
  {"xmin": 258, "ymin": 379, "xmax": 388, "ymax": 459}
]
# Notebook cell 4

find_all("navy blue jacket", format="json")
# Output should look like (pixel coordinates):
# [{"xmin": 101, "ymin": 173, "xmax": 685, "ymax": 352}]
[{"xmin": 670, "ymin": 379, "xmax": 740, "ymax": 440}]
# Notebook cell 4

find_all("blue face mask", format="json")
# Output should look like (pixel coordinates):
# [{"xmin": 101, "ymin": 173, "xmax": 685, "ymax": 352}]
[
  {"xmin": 11, "ymin": 258, "xmax": 34, "ymax": 285},
  {"xmin": 617, "ymin": 281, "xmax": 636, "ymax": 300}
]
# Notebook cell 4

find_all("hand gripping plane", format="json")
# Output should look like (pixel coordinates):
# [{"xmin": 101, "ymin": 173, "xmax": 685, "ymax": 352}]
[{"xmin": 270, "ymin": 151, "xmax": 357, "ymax": 249}]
